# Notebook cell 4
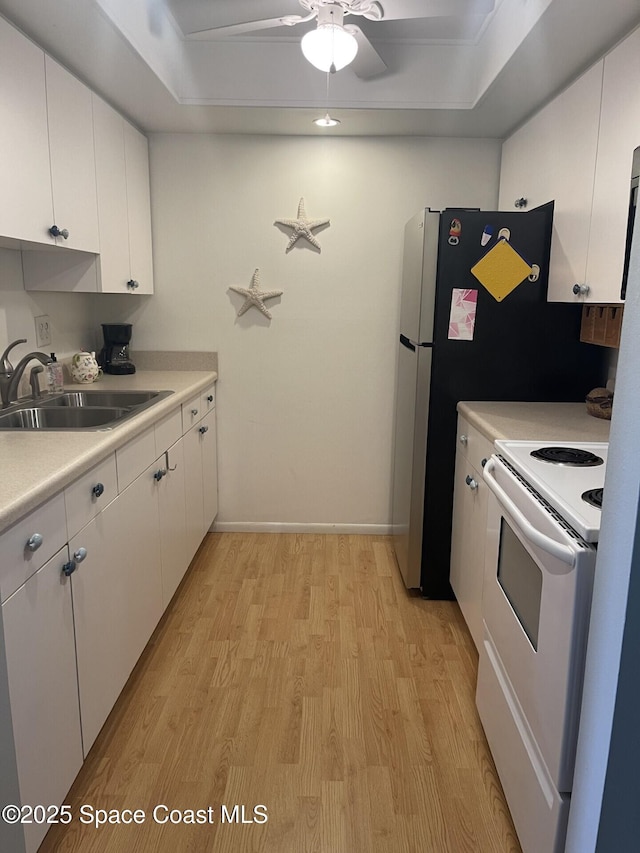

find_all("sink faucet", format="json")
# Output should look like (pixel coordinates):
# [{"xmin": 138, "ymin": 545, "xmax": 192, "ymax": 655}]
[{"xmin": 0, "ymin": 339, "xmax": 53, "ymax": 408}]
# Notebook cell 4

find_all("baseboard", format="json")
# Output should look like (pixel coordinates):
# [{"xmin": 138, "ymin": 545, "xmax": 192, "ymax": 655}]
[{"xmin": 211, "ymin": 521, "xmax": 392, "ymax": 535}]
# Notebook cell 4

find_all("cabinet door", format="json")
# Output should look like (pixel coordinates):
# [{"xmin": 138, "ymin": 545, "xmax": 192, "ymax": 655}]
[
  {"xmin": 156, "ymin": 439, "xmax": 189, "ymax": 609},
  {"xmin": 449, "ymin": 455, "xmax": 488, "ymax": 651},
  {"xmin": 183, "ymin": 422, "xmax": 205, "ymax": 565},
  {"xmin": 2, "ymin": 546, "xmax": 83, "ymax": 853},
  {"xmin": 201, "ymin": 409, "xmax": 219, "ymax": 533},
  {"xmin": 0, "ymin": 16, "xmax": 53, "ymax": 245},
  {"xmin": 499, "ymin": 61, "xmax": 603, "ymax": 302},
  {"xmin": 586, "ymin": 28, "xmax": 640, "ymax": 304},
  {"xmin": 124, "ymin": 121, "xmax": 154, "ymax": 294},
  {"xmin": 45, "ymin": 56, "xmax": 99, "ymax": 253},
  {"xmin": 93, "ymin": 94, "xmax": 131, "ymax": 293},
  {"xmin": 70, "ymin": 463, "xmax": 162, "ymax": 753}
]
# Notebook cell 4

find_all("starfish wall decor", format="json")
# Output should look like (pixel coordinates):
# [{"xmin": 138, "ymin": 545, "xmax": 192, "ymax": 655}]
[
  {"xmin": 274, "ymin": 197, "xmax": 330, "ymax": 253},
  {"xmin": 229, "ymin": 269, "xmax": 283, "ymax": 319}
]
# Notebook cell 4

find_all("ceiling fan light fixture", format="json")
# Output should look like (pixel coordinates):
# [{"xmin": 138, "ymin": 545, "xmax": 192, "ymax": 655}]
[
  {"xmin": 301, "ymin": 21, "xmax": 358, "ymax": 73},
  {"xmin": 313, "ymin": 112, "xmax": 340, "ymax": 127}
]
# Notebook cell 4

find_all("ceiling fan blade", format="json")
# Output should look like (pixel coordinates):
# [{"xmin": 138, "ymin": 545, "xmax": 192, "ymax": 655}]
[
  {"xmin": 347, "ymin": 26, "xmax": 387, "ymax": 79},
  {"xmin": 186, "ymin": 16, "xmax": 302, "ymax": 40},
  {"xmin": 376, "ymin": 0, "xmax": 495, "ymax": 20}
]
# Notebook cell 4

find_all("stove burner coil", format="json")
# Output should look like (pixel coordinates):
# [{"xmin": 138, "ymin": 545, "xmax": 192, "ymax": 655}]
[
  {"xmin": 530, "ymin": 446, "xmax": 604, "ymax": 467},
  {"xmin": 582, "ymin": 488, "xmax": 604, "ymax": 509}
]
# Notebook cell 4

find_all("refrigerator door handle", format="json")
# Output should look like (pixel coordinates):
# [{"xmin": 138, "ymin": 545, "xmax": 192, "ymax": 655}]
[
  {"xmin": 400, "ymin": 334, "xmax": 433, "ymax": 351},
  {"xmin": 400, "ymin": 334, "xmax": 416, "ymax": 352}
]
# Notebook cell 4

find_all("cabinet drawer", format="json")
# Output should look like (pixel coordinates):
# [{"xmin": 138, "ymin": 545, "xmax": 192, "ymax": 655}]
[
  {"xmin": 116, "ymin": 425, "xmax": 156, "ymax": 491},
  {"xmin": 0, "ymin": 492, "xmax": 67, "ymax": 603},
  {"xmin": 65, "ymin": 454, "xmax": 117, "ymax": 539},
  {"xmin": 181, "ymin": 392, "xmax": 203, "ymax": 434},
  {"xmin": 155, "ymin": 406, "xmax": 182, "ymax": 456},
  {"xmin": 456, "ymin": 415, "xmax": 494, "ymax": 473}
]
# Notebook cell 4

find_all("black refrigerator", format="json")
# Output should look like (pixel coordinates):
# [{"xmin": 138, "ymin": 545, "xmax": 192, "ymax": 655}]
[{"xmin": 391, "ymin": 203, "xmax": 608, "ymax": 597}]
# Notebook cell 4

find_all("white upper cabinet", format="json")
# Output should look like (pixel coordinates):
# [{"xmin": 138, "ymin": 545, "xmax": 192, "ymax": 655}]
[
  {"xmin": 0, "ymin": 16, "xmax": 53, "ymax": 245},
  {"xmin": 124, "ymin": 121, "xmax": 154, "ymax": 294},
  {"xmin": 45, "ymin": 56, "xmax": 100, "ymax": 253},
  {"xmin": 499, "ymin": 61, "xmax": 603, "ymax": 303},
  {"xmin": 586, "ymin": 27, "xmax": 640, "ymax": 303},
  {"xmin": 93, "ymin": 95, "xmax": 154, "ymax": 294}
]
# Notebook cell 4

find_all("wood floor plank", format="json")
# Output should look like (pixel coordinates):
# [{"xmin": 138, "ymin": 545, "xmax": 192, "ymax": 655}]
[{"xmin": 38, "ymin": 532, "xmax": 521, "ymax": 853}]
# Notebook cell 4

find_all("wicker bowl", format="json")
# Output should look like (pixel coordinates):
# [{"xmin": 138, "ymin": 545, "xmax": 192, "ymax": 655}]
[{"xmin": 585, "ymin": 387, "xmax": 613, "ymax": 420}]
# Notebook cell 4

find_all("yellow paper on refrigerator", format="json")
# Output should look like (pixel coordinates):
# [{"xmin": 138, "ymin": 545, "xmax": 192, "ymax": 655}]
[{"xmin": 470, "ymin": 238, "xmax": 533, "ymax": 302}]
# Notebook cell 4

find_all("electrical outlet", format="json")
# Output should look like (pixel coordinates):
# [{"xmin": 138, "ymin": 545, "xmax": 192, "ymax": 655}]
[{"xmin": 35, "ymin": 315, "xmax": 51, "ymax": 348}]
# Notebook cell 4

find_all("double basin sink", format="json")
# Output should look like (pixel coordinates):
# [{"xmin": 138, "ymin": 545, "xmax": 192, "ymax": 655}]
[{"xmin": 0, "ymin": 390, "xmax": 173, "ymax": 430}]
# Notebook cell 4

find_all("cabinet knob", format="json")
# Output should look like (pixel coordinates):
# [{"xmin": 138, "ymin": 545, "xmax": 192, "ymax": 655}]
[
  {"xmin": 459, "ymin": 434, "xmax": 468, "ymax": 446},
  {"xmin": 92, "ymin": 482, "xmax": 105, "ymax": 499},
  {"xmin": 572, "ymin": 283, "xmax": 590, "ymax": 296},
  {"xmin": 49, "ymin": 225, "xmax": 69, "ymax": 239},
  {"xmin": 62, "ymin": 560, "xmax": 76, "ymax": 577},
  {"xmin": 126, "ymin": 279, "xmax": 140, "ymax": 290},
  {"xmin": 514, "ymin": 197, "xmax": 528, "ymax": 209},
  {"xmin": 154, "ymin": 468, "xmax": 166, "ymax": 481},
  {"xmin": 73, "ymin": 547, "xmax": 88, "ymax": 563},
  {"xmin": 199, "ymin": 425, "xmax": 209, "ymax": 435},
  {"xmin": 207, "ymin": 395, "xmax": 214, "ymax": 403},
  {"xmin": 191, "ymin": 408, "xmax": 199, "ymax": 416},
  {"xmin": 26, "ymin": 533, "xmax": 43, "ymax": 552},
  {"xmin": 465, "ymin": 475, "xmax": 478, "ymax": 491}
]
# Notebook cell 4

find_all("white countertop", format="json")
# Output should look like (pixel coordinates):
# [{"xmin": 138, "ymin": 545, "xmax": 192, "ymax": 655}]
[
  {"xmin": 457, "ymin": 401, "xmax": 611, "ymax": 444},
  {"xmin": 0, "ymin": 369, "xmax": 217, "ymax": 533}
]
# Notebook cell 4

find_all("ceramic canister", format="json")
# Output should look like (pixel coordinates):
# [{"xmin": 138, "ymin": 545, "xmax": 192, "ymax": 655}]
[{"xmin": 70, "ymin": 351, "xmax": 101, "ymax": 384}]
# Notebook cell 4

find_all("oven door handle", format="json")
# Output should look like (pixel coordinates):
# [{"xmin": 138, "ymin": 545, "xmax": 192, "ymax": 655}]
[{"xmin": 483, "ymin": 458, "xmax": 576, "ymax": 567}]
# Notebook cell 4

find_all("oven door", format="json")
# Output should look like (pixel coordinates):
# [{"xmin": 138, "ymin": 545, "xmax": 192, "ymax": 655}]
[{"xmin": 481, "ymin": 455, "xmax": 596, "ymax": 792}]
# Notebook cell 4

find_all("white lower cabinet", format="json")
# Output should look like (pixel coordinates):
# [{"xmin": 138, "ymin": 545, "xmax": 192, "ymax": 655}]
[
  {"xmin": 1, "ymin": 546, "xmax": 83, "ymax": 853},
  {"xmin": 70, "ymin": 460, "xmax": 163, "ymax": 754},
  {"xmin": 449, "ymin": 417, "xmax": 493, "ymax": 650},
  {"xmin": 156, "ymin": 438, "xmax": 190, "ymax": 609},
  {"xmin": 183, "ymin": 407, "xmax": 218, "ymax": 564},
  {"xmin": 0, "ymin": 385, "xmax": 217, "ymax": 851}
]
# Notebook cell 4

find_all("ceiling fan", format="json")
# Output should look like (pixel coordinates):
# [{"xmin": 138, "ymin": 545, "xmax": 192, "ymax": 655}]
[{"xmin": 185, "ymin": 0, "xmax": 496, "ymax": 79}]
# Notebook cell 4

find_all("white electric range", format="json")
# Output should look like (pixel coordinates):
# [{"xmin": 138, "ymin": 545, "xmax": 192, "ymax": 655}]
[
  {"xmin": 494, "ymin": 440, "xmax": 608, "ymax": 542},
  {"xmin": 477, "ymin": 439, "xmax": 608, "ymax": 853}
]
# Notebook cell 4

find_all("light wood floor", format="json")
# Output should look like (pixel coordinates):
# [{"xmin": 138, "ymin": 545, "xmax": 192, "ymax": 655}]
[{"xmin": 40, "ymin": 533, "xmax": 521, "ymax": 853}]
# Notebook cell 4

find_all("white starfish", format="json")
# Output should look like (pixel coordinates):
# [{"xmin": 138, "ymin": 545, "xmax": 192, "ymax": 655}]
[
  {"xmin": 275, "ymin": 197, "xmax": 330, "ymax": 253},
  {"xmin": 229, "ymin": 269, "xmax": 283, "ymax": 319}
]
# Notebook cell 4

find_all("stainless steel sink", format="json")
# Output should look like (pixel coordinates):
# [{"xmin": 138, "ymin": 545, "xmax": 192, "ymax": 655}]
[
  {"xmin": 39, "ymin": 390, "xmax": 165, "ymax": 408},
  {"xmin": 0, "ymin": 389, "xmax": 173, "ymax": 431}
]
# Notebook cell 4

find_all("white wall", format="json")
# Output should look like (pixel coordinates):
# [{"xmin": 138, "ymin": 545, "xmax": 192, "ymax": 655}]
[
  {"xmin": 0, "ymin": 249, "xmax": 96, "ymax": 370},
  {"xmin": 99, "ymin": 134, "xmax": 500, "ymax": 530}
]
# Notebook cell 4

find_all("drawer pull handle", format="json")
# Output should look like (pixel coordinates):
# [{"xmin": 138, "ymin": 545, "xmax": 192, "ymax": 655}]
[
  {"xmin": 74, "ymin": 547, "xmax": 88, "ymax": 563},
  {"xmin": 465, "ymin": 475, "xmax": 478, "ymax": 491},
  {"xmin": 26, "ymin": 533, "xmax": 43, "ymax": 552},
  {"xmin": 459, "ymin": 434, "xmax": 468, "ymax": 446},
  {"xmin": 92, "ymin": 482, "xmax": 105, "ymax": 499},
  {"xmin": 199, "ymin": 425, "xmax": 209, "ymax": 435},
  {"xmin": 207, "ymin": 395, "xmax": 214, "ymax": 403},
  {"xmin": 62, "ymin": 560, "xmax": 76, "ymax": 577}
]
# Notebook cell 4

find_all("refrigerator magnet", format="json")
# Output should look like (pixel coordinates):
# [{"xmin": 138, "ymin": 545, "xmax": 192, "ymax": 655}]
[
  {"xmin": 448, "ymin": 218, "xmax": 462, "ymax": 245},
  {"xmin": 448, "ymin": 288, "xmax": 478, "ymax": 340},
  {"xmin": 481, "ymin": 224, "xmax": 494, "ymax": 246},
  {"xmin": 470, "ymin": 239, "xmax": 533, "ymax": 302}
]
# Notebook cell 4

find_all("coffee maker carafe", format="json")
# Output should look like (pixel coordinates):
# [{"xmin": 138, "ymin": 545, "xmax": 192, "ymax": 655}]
[{"xmin": 99, "ymin": 323, "xmax": 136, "ymax": 374}]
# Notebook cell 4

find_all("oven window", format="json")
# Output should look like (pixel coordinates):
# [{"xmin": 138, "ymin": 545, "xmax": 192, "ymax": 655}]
[{"xmin": 497, "ymin": 519, "xmax": 543, "ymax": 650}]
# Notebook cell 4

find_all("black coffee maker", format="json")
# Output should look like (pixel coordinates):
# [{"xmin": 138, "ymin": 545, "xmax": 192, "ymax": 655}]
[{"xmin": 99, "ymin": 323, "xmax": 136, "ymax": 374}]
